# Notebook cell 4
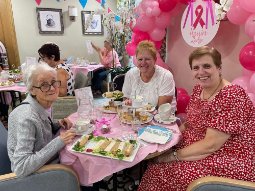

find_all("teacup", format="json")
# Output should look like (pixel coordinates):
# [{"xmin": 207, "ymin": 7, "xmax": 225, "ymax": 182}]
[
  {"xmin": 75, "ymin": 119, "xmax": 91, "ymax": 134},
  {"xmin": 132, "ymin": 96, "xmax": 143, "ymax": 108},
  {"xmin": 158, "ymin": 103, "xmax": 172, "ymax": 121}
]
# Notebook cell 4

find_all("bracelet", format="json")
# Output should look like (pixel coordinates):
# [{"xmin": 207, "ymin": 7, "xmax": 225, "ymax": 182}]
[{"xmin": 173, "ymin": 150, "xmax": 180, "ymax": 161}]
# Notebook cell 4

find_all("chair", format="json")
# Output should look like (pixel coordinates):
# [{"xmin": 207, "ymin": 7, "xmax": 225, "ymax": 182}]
[
  {"xmin": 74, "ymin": 72, "xmax": 89, "ymax": 89},
  {"xmin": 0, "ymin": 121, "xmax": 80, "ymax": 191},
  {"xmin": 112, "ymin": 73, "xmax": 126, "ymax": 91},
  {"xmin": 187, "ymin": 176, "xmax": 255, "ymax": 191},
  {"xmin": 52, "ymin": 96, "xmax": 78, "ymax": 120},
  {"xmin": 0, "ymin": 164, "xmax": 80, "ymax": 191}
]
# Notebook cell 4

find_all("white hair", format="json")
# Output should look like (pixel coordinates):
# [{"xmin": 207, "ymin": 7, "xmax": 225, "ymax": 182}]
[{"xmin": 23, "ymin": 62, "xmax": 56, "ymax": 91}]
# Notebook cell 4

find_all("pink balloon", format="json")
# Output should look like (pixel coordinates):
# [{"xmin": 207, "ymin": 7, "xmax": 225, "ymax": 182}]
[
  {"xmin": 240, "ymin": 0, "xmax": 255, "ymax": 13},
  {"xmin": 133, "ymin": 31, "xmax": 150, "ymax": 44},
  {"xmin": 153, "ymin": 40, "xmax": 162, "ymax": 50},
  {"xmin": 232, "ymin": 76, "xmax": 250, "ymax": 92},
  {"xmin": 179, "ymin": 0, "xmax": 189, "ymax": 4},
  {"xmin": 177, "ymin": 93, "xmax": 190, "ymax": 114},
  {"xmin": 155, "ymin": 11, "xmax": 171, "ymax": 29},
  {"xmin": 254, "ymin": 35, "xmax": 255, "ymax": 43},
  {"xmin": 145, "ymin": 7, "xmax": 153, "ymax": 17},
  {"xmin": 158, "ymin": 0, "xmax": 178, "ymax": 12},
  {"xmin": 151, "ymin": 6, "xmax": 161, "ymax": 17},
  {"xmin": 239, "ymin": 42, "xmax": 255, "ymax": 71},
  {"xmin": 245, "ymin": 14, "xmax": 255, "ymax": 38},
  {"xmin": 155, "ymin": 52, "xmax": 171, "ymax": 70},
  {"xmin": 150, "ymin": 28, "xmax": 166, "ymax": 41},
  {"xmin": 247, "ymin": 93, "xmax": 255, "ymax": 106},
  {"xmin": 125, "ymin": 42, "xmax": 136, "ymax": 56},
  {"xmin": 136, "ymin": 15, "xmax": 155, "ymax": 32},
  {"xmin": 227, "ymin": 0, "xmax": 251, "ymax": 25},
  {"xmin": 177, "ymin": 88, "xmax": 188, "ymax": 96},
  {"xmin": 249, "ymin": 73, "xmax": 255, "ymax": 93}
]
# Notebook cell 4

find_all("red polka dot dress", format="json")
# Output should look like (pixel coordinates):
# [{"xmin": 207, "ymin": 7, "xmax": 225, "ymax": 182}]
[{"xmin": 138, "ymin": 84, "xmax": 255, "ymax": 191}]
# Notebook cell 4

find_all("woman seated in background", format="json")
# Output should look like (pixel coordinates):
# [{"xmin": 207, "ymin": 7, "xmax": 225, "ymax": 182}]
[
  {"xmin": 138, "ymin": 46, "xmax": 255, "ymax": 191},
  {"xmin": 122, "ymin": 40, "xmax": 176, "ymax": 108},
  {"xmin": 38, "ymin": 43, "xmax": 74, "ymax": 96},
  {"xmin": 7, "ymin": 63, "xmax": 76, "ymax": 177},
  {"xmin": 91, "ymin": 39, "xmax": 121, "ymax": 95}
]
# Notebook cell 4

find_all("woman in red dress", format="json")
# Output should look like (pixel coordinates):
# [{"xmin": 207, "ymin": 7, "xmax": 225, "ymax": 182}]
[{"xmin": 138, "ymin": 46, "xmax": 255, "ymax": 191}]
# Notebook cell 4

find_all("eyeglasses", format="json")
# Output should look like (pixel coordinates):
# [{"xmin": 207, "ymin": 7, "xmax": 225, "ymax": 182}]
[{"xmin": 33, "ymin": 80, "xmax": 61, "ymax": 92}]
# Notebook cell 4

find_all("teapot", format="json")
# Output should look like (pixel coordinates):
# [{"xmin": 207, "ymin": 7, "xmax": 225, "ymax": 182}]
[{"xmin": 46, "ymin": 14, "xmax": 55, "ymax": 27}]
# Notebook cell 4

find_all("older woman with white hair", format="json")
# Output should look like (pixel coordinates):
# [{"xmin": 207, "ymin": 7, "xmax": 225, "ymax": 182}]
[{"xmin": 7, "ymin": 63, "xmax": 76, "ymax": 177}]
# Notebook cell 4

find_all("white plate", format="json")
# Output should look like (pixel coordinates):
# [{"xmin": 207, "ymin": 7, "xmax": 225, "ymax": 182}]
[
  {"xmin": 102, "ymin": 93, "xmax": 123, "ymax": 101},
  {"xmin": 121, "ymin": 111, "xmax": 153, "ymax": 125},
  {"xmin": 154, "ymin": 114, "xmax": 177, "ymax": 125},
  {"xmin": 75, "ymin": 125, "xmax": 95, "ymax": 135},
  {"xmin": 90, "ymin": 62, "xmax": 98, "ymax": 65},
  {"xmin": 71, "ymin": 137, "xmax": 140, "ymax": 162},
  {"xmin": 137, "ymin": 105, "xmax": 156, "ymax": 113}
]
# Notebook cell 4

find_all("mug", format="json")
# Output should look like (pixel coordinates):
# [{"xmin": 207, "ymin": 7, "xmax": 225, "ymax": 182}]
[
  {"xmin": 158, "ymin": 103, "xmax": 172, "ymax": 121},
  {"xmin": 75, "ymin": 119, "xmax": 91, "ymax": 134}
]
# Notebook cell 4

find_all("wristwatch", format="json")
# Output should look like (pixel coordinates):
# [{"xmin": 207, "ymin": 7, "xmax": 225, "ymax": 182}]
[{"xmin": 173, "ymin": 150, "xmax": 180, "ymax": 161}]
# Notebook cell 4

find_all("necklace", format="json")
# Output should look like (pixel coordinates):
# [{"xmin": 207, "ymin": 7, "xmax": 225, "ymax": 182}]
[{"xmin": 203, "ymin": 79, "xmax": 222, "ymax": 100}]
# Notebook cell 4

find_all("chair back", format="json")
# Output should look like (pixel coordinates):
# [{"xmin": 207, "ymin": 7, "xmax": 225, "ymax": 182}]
[
  {"xmin": 0, "ymin": 121, "xmax": 12, "ymax": 175},
  {"xmin": 52, "ymin": 96, "xmax": 78, "ymax": 120},
  {"xmin": 187, "ymin": 176, "xmax": 255, "ymax": 191},
  {"xmin": 112, "ymin": 74, "xmax": 125, "ymax": 91},
  {"xmin": 74, "ymin": 72, "xmax": 89, "ymax": 89}
]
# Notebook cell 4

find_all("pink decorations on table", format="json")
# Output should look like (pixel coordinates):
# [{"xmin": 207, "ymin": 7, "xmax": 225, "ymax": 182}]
[{"xmin": 239, "ymin": 42, "xmax": 255, "ymax": 71}]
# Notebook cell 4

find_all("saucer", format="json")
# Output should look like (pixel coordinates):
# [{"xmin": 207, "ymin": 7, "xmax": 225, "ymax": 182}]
[{"xmin": 154, "ymin": 114, "xmax": 177, "ymax": 125}]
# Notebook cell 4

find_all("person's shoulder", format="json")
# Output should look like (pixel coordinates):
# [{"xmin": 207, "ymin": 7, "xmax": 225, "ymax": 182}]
[
  {"xmin": 156, "ymin": 65, "xmax": 173, "ymax": 78},
  {"xmin": 222, "ymin": 84, "xmax": 247, "ymax": 96}
]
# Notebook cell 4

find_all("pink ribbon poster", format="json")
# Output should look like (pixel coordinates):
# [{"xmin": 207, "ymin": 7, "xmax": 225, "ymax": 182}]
[{"xmin": 181, "ymin": 0, "xmax": 220, "ymax": 47}]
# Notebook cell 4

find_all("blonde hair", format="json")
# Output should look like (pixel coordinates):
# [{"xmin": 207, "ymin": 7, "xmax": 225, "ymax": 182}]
[{"xmin": 136, "ymin": 40, "xmax": 157, "ymax": 60}]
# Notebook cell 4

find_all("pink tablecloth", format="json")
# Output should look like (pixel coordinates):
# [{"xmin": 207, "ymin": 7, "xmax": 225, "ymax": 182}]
[
  {"xmin": 60, "ymin": 113, "xmax": 181, "ymax": 186},
  {"xmin": 0, "ymin": 83, "xmax": 27, "ymax": 93},
  {"xmin": 71, "ymin": 64, "xmax": 104, "ymax": 77}
]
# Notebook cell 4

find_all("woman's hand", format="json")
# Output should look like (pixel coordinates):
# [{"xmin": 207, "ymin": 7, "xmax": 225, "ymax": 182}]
[
  {"xmin": 59, "ymin": 129, "xmax": 76, "ymax": 145},
  {"xmin": 58, "ymin": 118, "xmax": 73, "ymax": 129},
  {"xmin": 91, "ymin": 42, "xmax": 101, "ymax": 52},
  {"xmin": 123, "ymin": 99, "xmax": 132, "ymax": 106}
]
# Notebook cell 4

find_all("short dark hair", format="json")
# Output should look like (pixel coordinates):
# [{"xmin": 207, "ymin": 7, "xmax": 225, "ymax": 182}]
[
  {"xmin": 189, "ymin": 46, "xmax": 222, "ymax": 69},
  {"xmin": 38, "ymin": 43, "xmax": 60, "ymax": 61}
]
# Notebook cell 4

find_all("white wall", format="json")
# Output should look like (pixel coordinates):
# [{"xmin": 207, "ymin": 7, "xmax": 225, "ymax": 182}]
[
  {"xmin": 11, "ymin": 0, "xmax": 117, "ymax": 64},
  {"xmin": 166, "ymin": 5, "xmax": 250, "ymax": 93}
]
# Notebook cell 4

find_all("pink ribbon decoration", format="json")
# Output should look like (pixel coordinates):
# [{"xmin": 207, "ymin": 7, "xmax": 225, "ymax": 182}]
[
  {"xmin": 203, "ymin": 0, "xmax": 215, "ymax": 29},
  {"xmin": 193, "ymin": 5, "xmax": 205, "ymax": 29},
  {"xmin": 93, "ymin": 116, "xmax": 116, "ymax": 135},
  {"xmin": 182, "ymin": 0, "xmax": 195, "ymax": 29},
  {"xmin": 35, "ymin": 0, "xmax": 41, "ymax": 6}
]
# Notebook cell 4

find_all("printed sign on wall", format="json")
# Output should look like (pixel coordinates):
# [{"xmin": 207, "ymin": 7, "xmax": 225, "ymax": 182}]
[{"xmin": 181, "ymin": 0, "xmax": 220, "ymax": 47}]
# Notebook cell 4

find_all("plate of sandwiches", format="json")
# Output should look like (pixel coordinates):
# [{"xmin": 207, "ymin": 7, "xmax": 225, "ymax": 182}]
[
  {"xmin": 71, "ymin": 134, "xmax": 140, "ymax": 162},
  {"xmin": 120, "ymin": 111, "xmax": 153, "ymax": 125},
  {"xmin": 0, "ymin": 81, "xmax": 15, "ymax": 87},
  {"xmin": 102, "ymin": 91, "xmax": 124, "ymax": 101}
]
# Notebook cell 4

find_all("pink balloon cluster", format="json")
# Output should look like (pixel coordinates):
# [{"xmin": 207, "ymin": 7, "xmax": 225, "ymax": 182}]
[
  {"xmin": 227, "ymin": 0, "xmax": 255, "ymax": 105},
  {"xmin": 125, "ymin": 0, "xmax": 182, "ymax": 56},
  {"xmin": 176, "ymin": 88, "xmax": 190, "ymax": 114},
  {"xmin": 227, "ymin": 0, "xmax": 255, "ymax": 42}
]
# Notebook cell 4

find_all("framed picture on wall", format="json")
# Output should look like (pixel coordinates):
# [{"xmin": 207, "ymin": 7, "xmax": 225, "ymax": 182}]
[
  {"xmin": 36, "ymin": 8, "xmax": 64, "ymax": 34},
  {"xmin": 81, "ymin": 11, "xmax": 104, "ymax": 35}
]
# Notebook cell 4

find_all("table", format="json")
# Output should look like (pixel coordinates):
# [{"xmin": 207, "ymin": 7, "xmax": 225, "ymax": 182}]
[
  {"xmin": 70, "ymin": 64, "xmax": 103, "ymax": 77},
  {"xmin": 60, "ymin": 113, "xmax": 181, "ymax": 186},
  {"xmin": 0, "ymin": 83, "xmax": 27, "ymax": 93}
]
